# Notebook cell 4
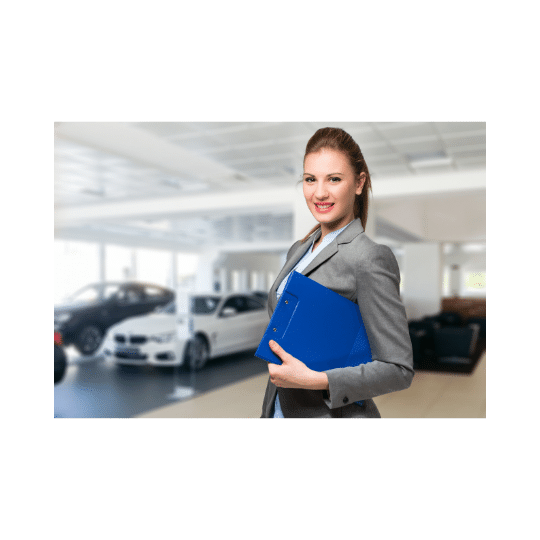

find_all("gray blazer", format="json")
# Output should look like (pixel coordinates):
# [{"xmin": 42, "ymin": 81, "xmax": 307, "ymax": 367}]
[{"xmin": 261, "ymin": 218, "xmax": 414, "ymax": 418}]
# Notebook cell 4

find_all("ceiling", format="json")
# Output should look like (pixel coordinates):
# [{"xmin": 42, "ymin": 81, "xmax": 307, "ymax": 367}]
[{"xmin": 54, "ymin": 122, "xmax": 486, "ymax": 250}]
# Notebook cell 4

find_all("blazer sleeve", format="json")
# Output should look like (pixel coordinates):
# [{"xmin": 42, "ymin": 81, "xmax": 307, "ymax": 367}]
[{"xmin": 323, "ymin": 243, "xmax": 414, "ymax": 408}]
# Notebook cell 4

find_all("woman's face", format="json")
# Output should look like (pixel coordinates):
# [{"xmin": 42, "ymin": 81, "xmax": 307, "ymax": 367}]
[{"xmin": 303, "ymin": 148, "xmax": 365, "ymax": 232}]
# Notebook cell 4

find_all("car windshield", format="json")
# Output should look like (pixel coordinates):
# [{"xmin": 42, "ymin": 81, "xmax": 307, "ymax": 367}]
[
  {"xmin": 68, "ymin": 284, "xmax": 121, "ymax": 303},
  {"xmin": 156, "ymin": 301, "xmax": 176, "ymax": 314},
  {"xmin": 155, "ymin": 297, "xmax": 221, "ymax": 315},
  {"xmin": 191, "ymin": 296, "xmax": 221, "ymax": 314},
  {"xmin": 68, "ymin": 285, "xmax": 100, "ymax": 303}
]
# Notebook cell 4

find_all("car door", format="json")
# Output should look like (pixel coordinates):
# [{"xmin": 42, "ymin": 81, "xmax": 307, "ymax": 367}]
[
  {"xmin": 215, "ymin": 295, "xmax": 249, "ymax": 354},
  {"xmin": 109, "ymin": 285, "xmax": 148, "ymax": 326},
  {"xmin": 241, "ymin": 296, "xmax": 268, "ymax": 348}
]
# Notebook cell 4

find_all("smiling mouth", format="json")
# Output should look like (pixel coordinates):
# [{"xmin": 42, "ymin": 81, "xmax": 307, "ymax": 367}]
[{"xmin": 314, "ymin": 203, "xmax": 334, "ymax": 212}]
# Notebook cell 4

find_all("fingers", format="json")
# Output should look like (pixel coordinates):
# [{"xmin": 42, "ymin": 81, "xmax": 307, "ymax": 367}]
[
  {"xmin": 268, "ymin": 341, "xmax": 293, "ymax": 387},
  {"xmin": 268, "ymin": 361, "xmax": 280, "ymax": 386},
  {"xmin": 268, "ymin": 344, "xmax": 284, "ymax": 386},
  {"xmin": 269, "ymin": 340, "xmax": 290, "ymax": 362}
]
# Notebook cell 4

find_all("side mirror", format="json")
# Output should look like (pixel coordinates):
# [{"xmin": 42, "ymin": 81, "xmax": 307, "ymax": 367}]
[{"xmin": 221, "ymin": 307, "xmax": 237, "ymax": 317}]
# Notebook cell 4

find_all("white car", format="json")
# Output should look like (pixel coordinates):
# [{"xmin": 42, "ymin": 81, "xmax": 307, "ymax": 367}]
[{"xmin": 103, "ymin": 293, "xmax": 269, "ymax": 370}]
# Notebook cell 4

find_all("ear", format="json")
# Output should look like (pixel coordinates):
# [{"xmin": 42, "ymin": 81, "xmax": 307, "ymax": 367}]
[{"xmin": 355, "ymin": 172, "xmax": 366, "ymax": 195}]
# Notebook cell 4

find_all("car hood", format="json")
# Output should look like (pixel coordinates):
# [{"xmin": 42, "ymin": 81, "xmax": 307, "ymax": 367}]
[{"xmin": 108, "ymin": 313, "xmax": 176, "ymax": 335}]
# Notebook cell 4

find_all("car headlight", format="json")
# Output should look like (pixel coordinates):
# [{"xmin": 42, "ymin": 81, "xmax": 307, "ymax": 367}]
[
  {"xmin": 149, "ymin": 332, "xmax": 176, "ymax": 343},
  {"xmin": 55, "ymin": 313, "xmax": 72, "ymax": 324}
]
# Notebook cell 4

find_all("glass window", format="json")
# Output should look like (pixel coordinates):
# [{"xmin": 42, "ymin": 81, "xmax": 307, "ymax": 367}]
[
  {"xmin": 233, "ymin": 296, "xmax": 248, "ymax": 313},
  {"xmin": 464, "ymin": 271, "xmax": 486, "ymax": 295},
  {"xmin": 69, "ymin": 284, "xmax": 100, "ymax": 303},
  {"xmin": 442, "ymin": 267, "xmax": 450, "ymax": 297},
  {"xmin": 103, "ymin": 284, "xmax": 122, "ymax": 300},
  {"xmin": 105, "ymin": 244, "xmax": 133, "ymax": 281},
  {"xmin": 117, "ymin": 286, "xmax": 144, "ymax": 304},
  {"xmin": 55, "ymin": 240, "xmax": 100, "ymax": 304},
  {"xmin": 176, "ymin": 252, "xmax": 199, "ymax": 288},
  {"xmin": 246, "ymin": 297, "xmax": 264, "ymax": 311},
  {"xmin": 192, "ymin": 296, "xmax": 221, "ymax": 314},
  {"xmin": 144, "ymin": 285, "xmax": 165, "ymax": 298},
  {"xmin": 136, "ymin": 247, "xmax": 170, "ymax": 287},
  {"xmin": 221, "ymin": 297, "xmax": 240, "ymax": 315},
  {"xmin": 157, "ymin": 301, "xmax": 175, "ymax": 314}
]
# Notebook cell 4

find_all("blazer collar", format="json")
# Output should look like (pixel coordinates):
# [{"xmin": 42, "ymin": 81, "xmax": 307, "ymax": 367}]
[
  {"xmin": 301, "ymin": 218, "xmax": 364, "ymax": 276},
  {"xmin": 267, "ymin": 219, "xmax": 364, "ymax": 313}
]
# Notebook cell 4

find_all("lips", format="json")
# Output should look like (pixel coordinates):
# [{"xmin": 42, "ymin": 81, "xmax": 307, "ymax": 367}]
[{"xmin": 314, "ymin": 203, "xmax": 335, "ymax": 213}]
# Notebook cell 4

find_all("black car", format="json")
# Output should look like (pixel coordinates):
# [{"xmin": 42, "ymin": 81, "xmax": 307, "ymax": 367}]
[
  {"xmin": 251, "ymin": 291, "xmax": 268, "ymax": 305},
  {"xmin": 54, "ymin": 282, "xmax": 175, "ymax": 356}
]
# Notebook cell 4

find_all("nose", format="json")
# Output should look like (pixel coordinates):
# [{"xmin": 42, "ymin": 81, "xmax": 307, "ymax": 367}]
[{"xmin": 314, "ymin": 180, "xmax": 328, "ymax": 200}]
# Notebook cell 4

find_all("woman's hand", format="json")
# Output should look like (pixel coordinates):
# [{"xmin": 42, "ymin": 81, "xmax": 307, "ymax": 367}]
[{"xmin": 267, "ymin": 340, "xmax": 329, "ymax": 390}]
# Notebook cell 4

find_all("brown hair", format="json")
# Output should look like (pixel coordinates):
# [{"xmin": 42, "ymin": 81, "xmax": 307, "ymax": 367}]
[{"xmin": 300, "ymin": 127, "xmax": 372, "ymax": 243}]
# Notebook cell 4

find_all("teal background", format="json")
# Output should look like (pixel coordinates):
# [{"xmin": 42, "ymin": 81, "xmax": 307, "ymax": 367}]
[{"xmin": 0, "ymin": 1, "xmax": 537, "ymax": 540}]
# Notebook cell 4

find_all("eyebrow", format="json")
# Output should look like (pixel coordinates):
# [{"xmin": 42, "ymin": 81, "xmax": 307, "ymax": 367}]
[{"xmin": 303, "ymin": 172, "xmax": 344, "ymax": 177}]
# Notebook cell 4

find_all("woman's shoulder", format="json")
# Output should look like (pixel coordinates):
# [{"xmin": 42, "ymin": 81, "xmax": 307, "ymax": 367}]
[
  {"xmin": 287, "ymin": 231, "xmax": 315, "ymax": 259},
  {"xmin": 347, "ymin": 232, "xmax": 398, "ymax": 268},
  {"xmin": 286, "ymin": 239, "xmax": 304, "ymax": 259}
]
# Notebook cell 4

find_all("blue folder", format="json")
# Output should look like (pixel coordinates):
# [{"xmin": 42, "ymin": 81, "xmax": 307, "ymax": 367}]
[{"xmin": 255, "ymin": 271, "xmax": 372, "ymax": 372}]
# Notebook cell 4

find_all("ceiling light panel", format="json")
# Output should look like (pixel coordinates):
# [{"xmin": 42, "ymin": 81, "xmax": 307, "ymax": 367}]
[
  {"xmin": 377, "ymin": 122, "xmax": 438, "ymax": 140},
  {"xmin": 444, "ymin": 134, "xmax": 486, "ymax": 150},
  {"xmin": 435, "ymin": 122, "xmax": 485, "ymax": 134},
  {"xmin": 395, "ymin": 140, "xmax": 445, "ymax": 155},
  {"xmin": 131, "ymin": 122, "xmax": 200, "ymax": 138},
  {"xmin": 370, "ymin": 164, "xmax": 411, "ymax": 177}
]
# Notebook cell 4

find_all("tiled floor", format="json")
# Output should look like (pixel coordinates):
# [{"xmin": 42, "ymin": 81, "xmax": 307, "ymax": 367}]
[{"xmin": 137, "ymin": 351, "xmax": 486, "ymax": 418}]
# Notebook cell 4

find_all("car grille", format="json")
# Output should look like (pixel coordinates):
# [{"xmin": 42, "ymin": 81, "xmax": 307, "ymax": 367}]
[
  {"xmin": 156, "ymin": 352, "xmax": 175, "ymax": 361},
  {"xmin": 114, "ymin": 334, "xmax": 147, "ymax": 344},
  {"xmin": 115, "ymin": 351, "xmax": 148, "ymax": 360}
]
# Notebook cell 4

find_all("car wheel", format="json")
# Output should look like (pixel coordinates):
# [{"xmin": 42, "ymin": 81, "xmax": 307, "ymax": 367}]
[
  {"xmin": 185, "ymin": 336, "xmax": 209, "ymax": 371},
  {"xmin": 54, "ymin": 343, "xmax": 67, "ymax": 384},
  {"xmin": 75, "ymin": 325, "xmax": 103, "ymax": 356}
]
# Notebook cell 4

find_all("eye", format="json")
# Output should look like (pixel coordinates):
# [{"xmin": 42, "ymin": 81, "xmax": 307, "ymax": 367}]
[
  {"xmin": 329, "ymin": 177, "xmax": 341, "ymax": 183},
  {"xmin": 304, "ymin": 177, "xmax": 315, "ymax": 183}
]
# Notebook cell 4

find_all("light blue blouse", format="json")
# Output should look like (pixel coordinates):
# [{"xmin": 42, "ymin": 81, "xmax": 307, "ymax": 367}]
[{"xmin": 273, "ymin": 222, "xmax": 353, "ymax": 418}]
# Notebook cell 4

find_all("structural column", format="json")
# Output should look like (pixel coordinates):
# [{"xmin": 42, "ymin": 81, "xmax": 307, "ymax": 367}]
[
  {"xmin": 196, "ymin": 249, "xmax": 222, "ymax": 292},
  {"xmin": 130, "ymin": 249, "xmax": 137, "ymax": 280},
  {"xmin": 218, "ymin": 267, "xmax": 228, "ymax": 293},
  {"xmin": 99, "ymin": 243, "xmax": 106, "ymax": 282},
  {"xmin": 401, "ymin": 242, "xmax": 443, "ymax": 320},
  {"xmin": 364, "ymin": 201, "xmax": 377, "ymax": 239},
  {"xmin": 170, "ymin": 252, "xmax": 178, "ymax": 289},
  {"xmin": 237, "ymin": 269, "xmax": 248, "ymax": 292}
]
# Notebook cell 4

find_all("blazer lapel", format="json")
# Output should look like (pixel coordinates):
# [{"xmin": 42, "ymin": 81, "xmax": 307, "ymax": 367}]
[
  {"xmin": 267, "ymin": 220, "xmax": 364, "ymax": 312},
  {"xmin": 302, "ymin": 219, "xmax": 364, "ymax": 276},
  {"xmin": 267, "ymin": 231, "xmax": 320, "ymax": 313}
]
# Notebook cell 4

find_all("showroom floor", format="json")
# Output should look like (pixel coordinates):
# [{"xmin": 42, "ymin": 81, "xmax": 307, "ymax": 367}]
[
  {"xmin": 54, "ymin": 346, "xmax": 486, "ymax": 418},
  {"xmin": 54, "ymin": 347, "xmax": 268, "ymax": 418},
  {"xmin": 137, "ymin": 351, "xmax": 486, "ymax": 418}
]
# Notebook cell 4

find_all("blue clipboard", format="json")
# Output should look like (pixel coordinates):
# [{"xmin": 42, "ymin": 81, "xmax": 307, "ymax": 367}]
[{"xmin": 255, "ymin": 271, "xmax": 372, "ymax": 372}]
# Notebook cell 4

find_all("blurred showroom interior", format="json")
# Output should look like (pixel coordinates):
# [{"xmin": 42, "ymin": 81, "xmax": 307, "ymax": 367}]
[{"xmin": 54, "ymin": 121, "xmax": 486, "ymax": 419}]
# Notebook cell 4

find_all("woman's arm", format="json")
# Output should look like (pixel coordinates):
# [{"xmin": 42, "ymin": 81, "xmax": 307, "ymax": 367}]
[
  {"xmin": 265, "ymin": 243, "xmax": 414, "ymax": 405},
  {"xmin": 323, "ymin": 243, "xmax": 414, "ymax": 407}
]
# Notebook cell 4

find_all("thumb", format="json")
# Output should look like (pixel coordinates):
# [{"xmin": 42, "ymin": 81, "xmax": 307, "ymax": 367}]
[{"xmin": 269, "ymin": 340, "xmax": 290, "ymax": 363}]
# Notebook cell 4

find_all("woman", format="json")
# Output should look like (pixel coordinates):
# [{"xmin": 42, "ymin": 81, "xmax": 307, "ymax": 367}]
[{"xmin": 261, "ymin": 127, "xmax": 414, "ymax": 418}]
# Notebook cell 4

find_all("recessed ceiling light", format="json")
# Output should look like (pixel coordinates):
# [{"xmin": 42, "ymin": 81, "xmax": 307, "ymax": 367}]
[
  {"xmin": 408, "ymin": 151, "xmax": 453, "ymax": 169},
  {"xmin": 462, "ymin": 243, "xmax": 485, "ymax": 253},
  {"xmin": 410, "ymin": 157, "xmax": 453, "ymax": 168}
]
